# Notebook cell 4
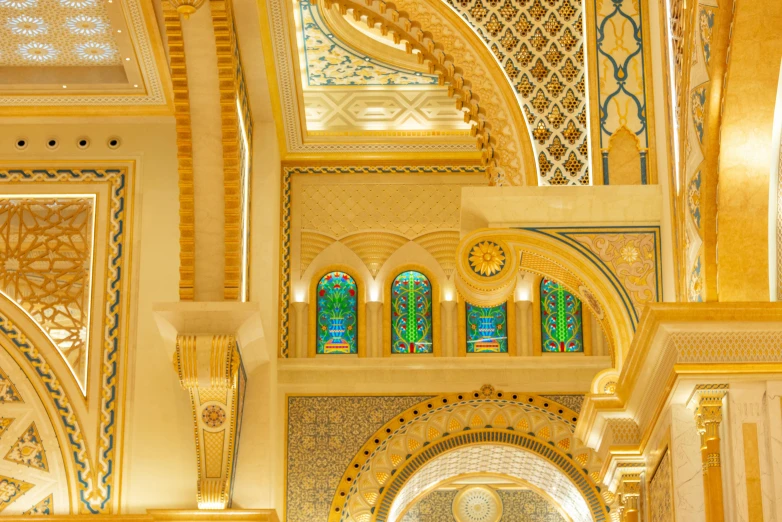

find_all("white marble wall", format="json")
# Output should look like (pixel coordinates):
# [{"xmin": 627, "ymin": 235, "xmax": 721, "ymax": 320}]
[
  {"xmin": 670, "ymin": 404, "xmax": 706, "ymax": 521},
  {"xmin": 725, "ymin": 382, "xmax": 777, "ymax": 522}
]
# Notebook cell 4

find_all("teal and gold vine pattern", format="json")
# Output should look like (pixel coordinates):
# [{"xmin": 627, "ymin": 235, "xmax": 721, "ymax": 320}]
[
  {"xmin": 593, "ymin": 0, "xmax": 650, "ymax": 183},
  {"xmin": 317, "ymin": 271, "xmax": 359, "ymax": 354},
  {"xmin": 540, "ymin": 278, "xmax": 583, "ymax": 352},
  {"xmin": 466, "ymin": 302, "xmax": 508, "ymax": 353},
  {"xmin": 0, "ymin": 168, "xmax": 130, "ymax": 513},
  {"xmin": 391, "ymin": 271, "xmax": 433, "ymax": 354}
]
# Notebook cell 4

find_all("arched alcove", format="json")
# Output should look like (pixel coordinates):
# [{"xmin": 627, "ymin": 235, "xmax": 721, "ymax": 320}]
[{"xmin": 329, "ymin": 388, "xmax": 608, "ymax": 522}]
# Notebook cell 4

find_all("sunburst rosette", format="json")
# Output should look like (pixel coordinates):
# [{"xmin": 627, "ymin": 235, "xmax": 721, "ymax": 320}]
[{"xmin": 455, "ymin": 235, "xmax": 517, "ymax": 308}]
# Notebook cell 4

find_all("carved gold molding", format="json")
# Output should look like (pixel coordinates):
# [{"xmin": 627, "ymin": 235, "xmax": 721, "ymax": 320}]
[
  {"xmin": 210, "ymin": 0, "xmax": 243, "ymax": 301},
  {"xmin": 163, "ymin": 1, "xmax": 196, "ymax": 301},
  {"xmin": 305, "ymin": 0, "xmax": 525, "ymax": 184},
  {"xmin": 175, "ymin": 335, "xmax": 245, "ymax": 509}
]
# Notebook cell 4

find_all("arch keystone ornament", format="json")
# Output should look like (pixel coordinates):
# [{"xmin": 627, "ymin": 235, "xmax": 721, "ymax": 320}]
[{"xmin": 328, "ymin": 387, "xmax": 609, "ymax": 522}]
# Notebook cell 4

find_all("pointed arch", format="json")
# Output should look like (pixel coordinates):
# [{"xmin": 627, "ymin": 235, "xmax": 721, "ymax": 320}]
[
  {"xmin": 328, "ymin": 388, "xmax": 608, "ymax": 522},
  {"xmin": 455, "ymin": 229, "xmax": 641, "ymax": 370}
]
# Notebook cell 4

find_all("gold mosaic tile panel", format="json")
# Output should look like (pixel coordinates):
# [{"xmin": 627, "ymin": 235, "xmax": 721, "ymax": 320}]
[
  {"xmin": 0, "ymin": 0, "xmax": 120, "ymax": 66},
  {"xmin": 649, "ymin": 449, "xmax": 673, "ymax": 522},
  {"xmin": 286, "ymin": 395, "xmax": 431, "ymax": 522}
]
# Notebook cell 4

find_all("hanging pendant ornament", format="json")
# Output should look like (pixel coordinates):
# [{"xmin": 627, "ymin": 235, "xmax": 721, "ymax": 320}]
[{"xmin": 169, "ymin": 0, "xmax": 206, "ymax": 19}]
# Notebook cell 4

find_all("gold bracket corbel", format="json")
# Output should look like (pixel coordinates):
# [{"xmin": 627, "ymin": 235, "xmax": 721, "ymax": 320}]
[{"xmin": 176, "ymin": 335, "xmax": 246, "ymax": 509}]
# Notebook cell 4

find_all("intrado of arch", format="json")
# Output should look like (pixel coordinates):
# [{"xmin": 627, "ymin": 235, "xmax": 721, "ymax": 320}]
[{"xmin": 328, "ymin": 387, "xmax": 609, "ymax": 522}]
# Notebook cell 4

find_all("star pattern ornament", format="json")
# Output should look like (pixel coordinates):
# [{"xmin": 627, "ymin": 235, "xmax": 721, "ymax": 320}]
[
  {"xmin": 7, "ymin": 14, "xmax": 46, "ymax": 35},
  {"xmin": 59, "ymin": 0, "xmax": 95, "ymax": 7},
  {"xmin": 0, "ymin": 0, "xmax": 36, "ymax": 8},
  {"xmin": 65, "ymin": 14, "xmax": 107, "ymax": 35},
  {"xmin": 74, "ymin": 41, "xmax": 115, "ymax": 61},
  {"xmin": 0, "ymin": 0, "xmax": 119, "ymax": 66},
  {"xmin": 17, "ymin": 41, "xmax": 58, "ymax": 61},
  {"xmin": 468, "ymin": 241, "xmax": 506, "ymax": 277}
]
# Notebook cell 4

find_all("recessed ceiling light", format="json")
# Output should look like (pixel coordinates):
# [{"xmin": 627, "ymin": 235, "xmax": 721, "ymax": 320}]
[
  {"xmin": 125, "ymin": 57, "xmax": 130, "ymax": 61},
  {"xmin": 117, "ymin": 29, "xmax": 121, "ymax": 33},
  {"xmin": 133, "ymin": 84, "xmax": 138, "ymax": 88},
  {"xmin": 62, "ymin": 85, "xmax": 67, "ymax": 89}
]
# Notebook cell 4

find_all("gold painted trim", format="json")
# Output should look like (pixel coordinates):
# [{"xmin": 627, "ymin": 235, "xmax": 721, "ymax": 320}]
[
  {"xmin": 742, "ymin": 423, "xmax": 763, "ymax": 522},
  {"xmin": 256, "ymin": 0, "xmax": 288, "ymax": 159},
  {"xmin": 308, "ymin": 265, "xmax": 367, "ymax": 358},
  {"xmin": 532, "ymin": 273, "xmax": 543, "ymax": 356},
  {"xmin": 163, "ymin": 1, "xmax": 195, "ymax": 301},
  {"xmin": 382, "ymin": 264, "xmax": 441, "ymax": 357},
  {"xmin": 584, "ymin": 0, "xmax": 603, "ymax": 185},
  {"xmin": 209, "ymin": 0, "xmax": 242, "ymax": 301},
  {"xmin": 639, "ymin": 0, "xmax": 659, "ymax": 186},
  {"xmin": 579, "ymin": 303, "xmax": 782, "ymax": 465},
  {"xmin": 656, "ymin": 0, "xmax": 684, "ymax": 301}
]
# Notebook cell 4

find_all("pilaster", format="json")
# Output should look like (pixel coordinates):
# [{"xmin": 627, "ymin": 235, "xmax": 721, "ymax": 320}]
[{"xmin": 691, "ymin": 386, "xmax": 727, "ymax": 522}]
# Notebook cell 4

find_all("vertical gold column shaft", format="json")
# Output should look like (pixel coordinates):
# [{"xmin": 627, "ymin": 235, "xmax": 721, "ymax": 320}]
[{"xmin": 695, "ymin": 393, "xmax": 726, "ymax": 522}]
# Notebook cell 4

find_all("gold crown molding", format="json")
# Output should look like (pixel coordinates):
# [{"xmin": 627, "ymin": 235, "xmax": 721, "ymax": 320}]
[
  {"xmin": 576, "ymin": 303, "xmax": 782, "ymax": 476},
  {"xmin": 163, "ymin": 2, "xmax": 195, "ymax": 301},
  {"xmin": 175, "ymin": 335, "xmax": 245, "ymax": 509},
  {"xmin": 209, "ymin": 0, "xmax": 242, "ymax": 301}
]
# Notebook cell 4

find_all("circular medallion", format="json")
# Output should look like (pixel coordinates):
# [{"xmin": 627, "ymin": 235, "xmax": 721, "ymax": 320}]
[
  {"xmin": 453, "ymin": 485, "xmax": 502, "ymax": 522},
  {"xmin": 468, "ymin": 241, "xmax": 506, "ymax": 277},
  {"xmin": 201, "ymin": 405, "xmax": 226, "ymax": 428}
]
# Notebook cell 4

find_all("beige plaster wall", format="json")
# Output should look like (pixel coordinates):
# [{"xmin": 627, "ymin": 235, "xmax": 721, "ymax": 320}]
[{"xmin": 0, "ymin": 118, "xmax": 196, "ymax": 513}]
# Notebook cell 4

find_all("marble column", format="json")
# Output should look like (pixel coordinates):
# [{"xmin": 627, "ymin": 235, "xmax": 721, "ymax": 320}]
[
  {"xmin": 695, "ymin": 391, "xmax": 726, "ymax": 521},
  {"xmin": 670, "ymin": 404, "xmax": 706, "ymax": 521},
  {"xmin": 725, "ymin": 383, "xmax": 775, "ymax": 522}
]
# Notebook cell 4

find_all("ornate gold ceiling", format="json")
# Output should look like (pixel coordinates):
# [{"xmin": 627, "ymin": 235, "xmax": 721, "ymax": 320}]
[
  {"xmin": 0, "ymin": 0, "xmax": 168, "ymax": 109},
  {"xmin": 266, "ymin": 0, "xmax": 478, "ymax": 155}
]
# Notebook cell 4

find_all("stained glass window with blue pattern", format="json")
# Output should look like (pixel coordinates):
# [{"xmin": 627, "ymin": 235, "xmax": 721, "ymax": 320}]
[
  {"xmin": 540, "ymin": 278, "xmax": 583, "ymax": 353},
  {"xmin": 316, "ymin": 271, "xmax": 358, "ymax": 354},
  {"xmin": 391, "ymin": 271, "xmax": 433, "ymax": 353},
  {"xmin": 466, "ymin": 303, "xmax": 508, "ymax": 353}
]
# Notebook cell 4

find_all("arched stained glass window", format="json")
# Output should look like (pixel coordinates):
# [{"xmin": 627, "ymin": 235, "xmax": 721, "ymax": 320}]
[
  {"xmin": 391, "ymin": 271, "xmax": 433, "ymax": 354},
  {"xmin": 466, "ymin": 303, "xmax": 508, "ymax": 353},
  {"xmin": 540, "ymin": 278, "xmax": 583, "ymax": 353},
  {"xmin": 316, "ymin": 271, "xmax": 358, "ymax": 354}
]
